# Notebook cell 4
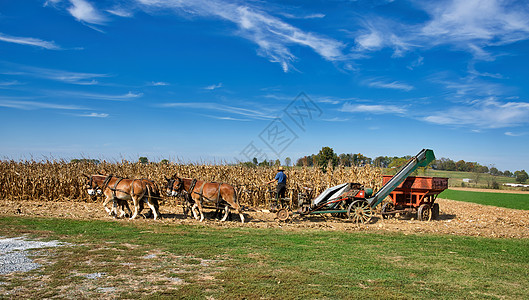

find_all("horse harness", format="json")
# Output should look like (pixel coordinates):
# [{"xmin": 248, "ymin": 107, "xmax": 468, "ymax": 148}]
[
  {"xmin": 192, "ymin": 180, "xmax": 223, "ymax": 207},
  {"xmin": 95, "ymin": 175, "xmax": 148, "ymax": 207},
  {"xmin": 173, "ymin": 177, "xmax": 223, "ymax": 205}
]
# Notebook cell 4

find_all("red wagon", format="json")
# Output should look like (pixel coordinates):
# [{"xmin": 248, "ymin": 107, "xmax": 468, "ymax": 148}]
[{"xmin": 380, "ymin": 175, "xmax": 448, "ymax": 221}]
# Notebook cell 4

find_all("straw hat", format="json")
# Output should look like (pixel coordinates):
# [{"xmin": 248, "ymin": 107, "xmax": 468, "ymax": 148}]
[{"xmin": 277, "ymin": 166, "xmax": 285, "ymax": 171}]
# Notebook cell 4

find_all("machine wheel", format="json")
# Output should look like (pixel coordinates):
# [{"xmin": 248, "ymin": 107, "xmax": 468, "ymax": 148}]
[
  {"xmin": 418, "ymin": 204, "xmax": 432, "ymax": 221},
  {"xmin": 276, "ymin": 208, "xmax": 290, "ymax": 221},
  {"xmin": 347, "ymin": 200, "xmax": 373, "ymax": 224},
  {"xmin": 381, "ymin": 202, "xmax": 395, "ymax": 219},
  {"xmin": 431, "ymin": 203, "xmax": 439, "ymax": 220}
]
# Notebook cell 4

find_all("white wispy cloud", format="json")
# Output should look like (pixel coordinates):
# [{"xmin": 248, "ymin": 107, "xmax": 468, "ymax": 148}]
[
  {"xmin": 77, "ymin": 112, "xmax": 109, "ymax": 117},
  {"xmin": 353, "ymin": 0, "xmax": 529, "ymax": 60},
  {"xmin": 429, "ymin": 72, "xmax": 506, "ymax": 97},
  {"xmin": 48, "ymin": 0, "xmax": 343, "ymax": 71},
  {"xmin": 3, "ymin": 65, "xmax": 109, "ymax": 85},
  {"xmin": 67, "ymin": 0, "xmax": 107, "ymax": 25},
  {"xmin": 504, "ymin": 131, "xmax": 525, "ymax": 137},
  {"xmin": 322, "ymin": 117, "xmax": 349, "ymax": 122},
  {"xmin": 341, "ymin": 103, "xmax": 406, "ymax": 114},
  {"xmin": 135, "ymin": 0, "xmax": 345, "ymax": 72},
  {"xmin": 161, "ymin": 102, "xmax": 275, "ymax": 120},
  {"xmin": 106, "ymin": 7, "xmax": 133, "ymax": 18},
  {"xmin": 0, "ymin": 98, "xmax": 86, "ymax": 110},
  {"xmin": 0, "ymin": 32, "xmax": 61, "ymax": 50},
  {"xmin": 0, "ymin": 80, "xmax": 23, "ymax": 87},
  {"xmin": 363, "ymin": 78, "xmax": 414, "ymax": 91},
  {"xmin": 264, "ymin": 94, "xmax": 355, "ymax": 105},
  {"xmin": 61, "ymin": 91, "xmax": 143, "ymax": 101},
  {"xmin": 353, "ymin": 17, "xmax": 414, "ymax": 57},
  {"xmin": 204, "ymin": 83, "xmax": 223, "ymax": 90},
  {"xmin": 420, "ymin": 0, "xmax": 529, "ymax": 46},
  {"xmin": 201, "ymin": 114, "xmax": 251, "ymax": 121},
  {"xmin": 150, "ymin": 81, "xmax": 169, "ymax": 86},
  {"xmin": 280, "ymin": 12, "xmax": 325, "ymax": 19},
  {"xmin": 423, "ymin": 97, "xmax": 529, "ymax": 129}
]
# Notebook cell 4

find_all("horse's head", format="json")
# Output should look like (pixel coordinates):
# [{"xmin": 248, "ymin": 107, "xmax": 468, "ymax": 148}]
[
  {"xmin": 165, "ymin": 175, "xmax": 183, "ymax": 197},
  {"xmin": 83, "ymin": 174, "xmax": 103, "ymax": 196}
]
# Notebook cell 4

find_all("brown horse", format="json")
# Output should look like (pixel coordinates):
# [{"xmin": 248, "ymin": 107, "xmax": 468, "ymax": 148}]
[
  {"xmin": 84, "ymin": 174, "xmax": 160, "ymax": 220},
  {"xmin": 165, "ymin": 175, "xmax": 244, "ymax": 223}
]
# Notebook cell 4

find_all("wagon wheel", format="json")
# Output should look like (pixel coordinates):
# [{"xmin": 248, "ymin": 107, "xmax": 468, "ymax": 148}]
[
  {"xmin": 431, "ymin": 203, "xmax": 439, "ymax": 220},
  {"xmin": 347, "ymin": 200, "xmax": 373, "ymax": 224},
  {"xmin": 276, "ymin": 208, "xmax": 290, "ymax": 221},
  {"xmin": 331, "ymin": 201, "xmax": 347, "ymax": 218},
  {"xmin": 417, "ymin": 204, "xmax": 432, "ymax": 221},
  {"xmin": 381, "ymin": 202, "xmax": 394, "ymax": 219}
]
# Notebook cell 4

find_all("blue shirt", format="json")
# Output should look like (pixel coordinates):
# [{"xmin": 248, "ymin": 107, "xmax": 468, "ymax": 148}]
[{"xmin": 274, "ymin": 171, "xmax": 287, "ymax": 184}]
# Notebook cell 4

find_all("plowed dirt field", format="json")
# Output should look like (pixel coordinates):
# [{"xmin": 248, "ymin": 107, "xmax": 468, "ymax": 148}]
[{"xmin": 2, "ymin": 191, "xmax": 528, "ymax": 238}]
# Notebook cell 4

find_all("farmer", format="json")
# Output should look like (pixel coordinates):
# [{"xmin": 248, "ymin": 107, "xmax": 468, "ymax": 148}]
[{"xmin": 267, "ymin": 166, "xmax": 287, "ymax": 200}]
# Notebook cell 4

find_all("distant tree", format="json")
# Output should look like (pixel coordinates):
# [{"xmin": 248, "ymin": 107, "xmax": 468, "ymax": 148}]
[
  {"xmin": 240, "ymin": 161, "xmax": 256, "ymax": 168},
  {"xmin": 374, "ymin": 156, "xmax": 391, "ymax": 168},
  {"xmin": 456, "ymin": 160, "xmax": 467, "ymax": 172},
  {"xmin": 338, "ymin": 153, "xmax": 353, "ymax": 167},
  {"xmin": 472, "ymin": 169, "xmax": 482, "ymax": 186},
  {"xmin": 489, "ymin": 167, "xmax": 500, "ymax": 176},
  {"xmin": 252, "ymin": 157, "xmax": 258, "ymax": 165},
  {"xmin": 258, "ymin": 160, "xmax": 271, "ymax": 167},
  {"xmin": 274, "ymin": 159, "xmax": 281, "ymax": 166},
  {"xmin": 352, "ymin": 153, "xmax": 371, "ymax": 166},
  {"xmin": 160, "ymin": 159, "xmax": 170, "ymax": 164},
  {"xmin": 474, "ymin": 164, "xmax": 488, "ymax": 173},
  {"xmin": 444, "ymin": 159, "xmax": 456, "ymax": 171},
  {"xmin": 515, "ymin": 170, "xmax": 528, "ymax": 183},
  {"xmin": 503, "ymin": 170, "xmax": 513, "ymax": 177},
  {"xmin": 296, "ymin": 156, "xmax": 314, "ymax": 167},
  {"xmin": 285, "ymin": 157, "xmax": 291, "ymax": 167},
  {"xmin": 388, "ymin": 157, "xmax": 408, "ymax": 169},
  {"xmin": 316, "ymin": 147, "xmax": 338, "ymax": 171},
  {"xmin": 138, "ymin": 157, "xmax": 149, "ymax": 164}
]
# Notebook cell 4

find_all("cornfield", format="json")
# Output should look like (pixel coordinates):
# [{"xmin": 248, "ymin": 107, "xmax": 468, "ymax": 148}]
[{"xmin": 0, "ymin": 160, "xmax": 383, "ymax": 208}]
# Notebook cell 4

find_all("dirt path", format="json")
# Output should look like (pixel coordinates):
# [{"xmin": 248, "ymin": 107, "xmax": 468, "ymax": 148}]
[{"xmin": 1, "ymin": 198, "xmax": 528, "ymax": 238}]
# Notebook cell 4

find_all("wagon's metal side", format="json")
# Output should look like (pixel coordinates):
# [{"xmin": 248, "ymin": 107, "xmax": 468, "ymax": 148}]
[{"xmin": 367, "ymin": 149, "xmax": 435, "ymax": 208}]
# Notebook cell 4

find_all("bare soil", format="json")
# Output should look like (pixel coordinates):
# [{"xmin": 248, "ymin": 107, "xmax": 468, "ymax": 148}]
[{"xmin": 1, "ymin": 191, "xmax": 528, "ymax": 238}]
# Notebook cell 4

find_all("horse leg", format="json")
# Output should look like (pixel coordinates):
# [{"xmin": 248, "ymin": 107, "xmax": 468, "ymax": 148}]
[
  {"xmin": 146, "ymin": 200, "xmax": 159, "ymax": 220},
  {"xmin": 227, "ymin": 201, "xmax": 245, "ymax": 224},
  {"xmin": 193, "ymin": 201, "xmax": 205, "ymax": 222},
  {"xmin": 182, "ymin": 203, "xmax": 189, "ymax": 218},
  {"xmin": 220, "ymin": 205, "xmax": 230, "ymax": 222},
  {"xmin": 130, "ymin": 196, "xmax": 140, "ymax": 219},
  {"xmin": 191, "ymin": 203, "xmax": 199, "ymax": 220},
  {"xmin": 239, "ymin": 210, "xmax": 245, "ymax": 223},
  {"xmin": 231, "ymin": 203, "xmax": 245, "ymax": 224},
  {"xmin": 117, "ymin": 200, "xmax": 131, "ymax": 218},
  {"xmin": 198, "ymin": 203, "xmax": 205, "ymax": 222},
  {"xmin": 123, "ymin": 201, "xmax": 132, "ymax": 218},
  {"xmin": 102, "ymin": 196, "xmax": 115, "ymax": 216},
  {"xmin": 214, "ymin": 205, "xmax": 222, "ymax": 220}
]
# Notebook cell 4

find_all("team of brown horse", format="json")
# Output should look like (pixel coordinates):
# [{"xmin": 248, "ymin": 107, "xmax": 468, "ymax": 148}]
[{"xmin": 83, "ymin": 173, "xmax": 245, "ymax": 223}]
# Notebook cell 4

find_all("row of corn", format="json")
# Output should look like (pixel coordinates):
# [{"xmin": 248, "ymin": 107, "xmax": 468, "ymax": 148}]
[{"xmin": 0, "ymin": 160, "xmax": 383, "ymax": 207}]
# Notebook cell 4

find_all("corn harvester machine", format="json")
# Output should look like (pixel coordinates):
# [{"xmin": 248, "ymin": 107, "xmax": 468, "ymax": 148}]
[{"xmin": 276, "ymin": 149, "xmax": 448, "ymax": 223}]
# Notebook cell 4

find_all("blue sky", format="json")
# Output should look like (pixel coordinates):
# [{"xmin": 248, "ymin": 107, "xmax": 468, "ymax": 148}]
[{"xmin": 1, "ymin": 0, "xmax": 529, "ymax": 172}]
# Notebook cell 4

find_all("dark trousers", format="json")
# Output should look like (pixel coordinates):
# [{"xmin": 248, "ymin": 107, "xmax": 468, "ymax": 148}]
[{"xmin": 276, "ymin": 183, "xmax": 286, "ymax": 199}]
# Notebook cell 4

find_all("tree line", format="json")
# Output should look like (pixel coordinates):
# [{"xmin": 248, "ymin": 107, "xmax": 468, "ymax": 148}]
[{"xmin": 291, "ymin": 147, "xmax": 527, "ymax": 183}]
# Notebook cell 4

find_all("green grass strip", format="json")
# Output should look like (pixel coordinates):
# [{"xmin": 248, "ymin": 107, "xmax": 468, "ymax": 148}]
[
  {"xmin": 440, "ymin": 189, "xmax": 529, "ymax": 210},
  {"xmin": 1, "ymin": 216, "xmax": 529, "ymax": 299}
]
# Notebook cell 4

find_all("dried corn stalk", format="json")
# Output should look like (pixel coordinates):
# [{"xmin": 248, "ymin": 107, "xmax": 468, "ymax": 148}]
[{"xmin": 0, "ymin": 160, "xmax": 382, "ymax": 207}]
